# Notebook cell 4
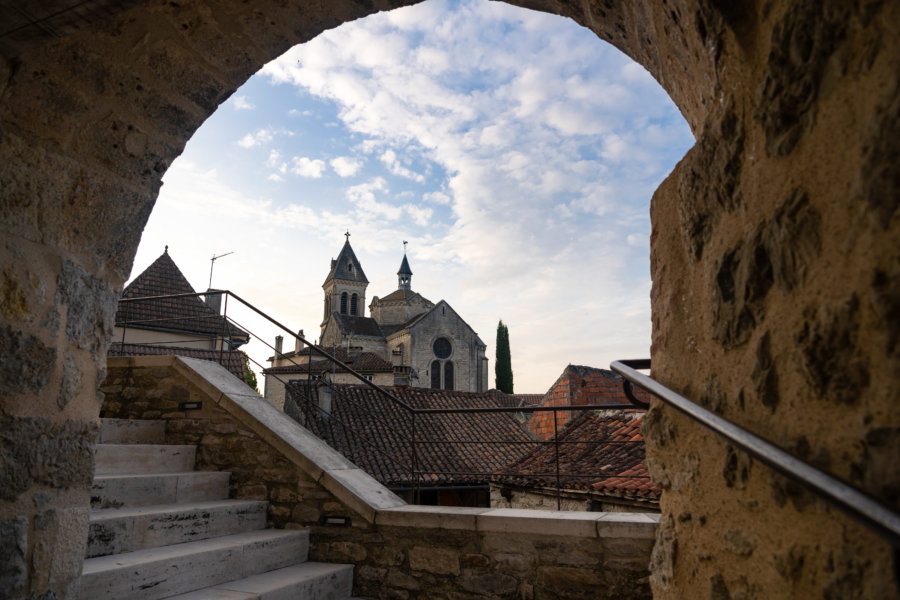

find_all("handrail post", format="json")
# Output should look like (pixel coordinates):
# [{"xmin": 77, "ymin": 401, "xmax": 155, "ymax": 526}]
[
  {"xmin": 411, "ymin": 411, "xmax": 420, "ymax": 504},
  {"xmin": 218, "ymin": 292, "xmax": 229, "ymax": 367},
  {"xmin": 554, "ymin": 406, "xmax": 561, "ymax": 510}
]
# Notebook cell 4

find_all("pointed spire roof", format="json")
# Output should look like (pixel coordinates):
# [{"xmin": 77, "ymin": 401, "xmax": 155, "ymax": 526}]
[
  {"xmin": 324, "ymin": 239, "xmax": 369, "ymax": 285},
  {"xmin": 116, "ymin": 248, "xmax": 248, "ymax": 340},
  {"xmin": 397, "ymin": 254, "xmax": 412, "ymax": 276}
]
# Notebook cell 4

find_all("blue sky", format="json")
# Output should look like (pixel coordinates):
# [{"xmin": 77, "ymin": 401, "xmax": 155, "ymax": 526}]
[{"xmin": 130, "ymin": 0, "xmax": 694, "ymax": 393}]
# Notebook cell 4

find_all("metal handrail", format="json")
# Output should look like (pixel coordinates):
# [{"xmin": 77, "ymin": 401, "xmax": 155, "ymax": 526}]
[{"xmin": 611, "ymin": 359, "xmax": 900, "ymax": 547}]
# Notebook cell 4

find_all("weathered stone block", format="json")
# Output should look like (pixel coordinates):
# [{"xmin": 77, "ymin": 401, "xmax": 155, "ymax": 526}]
[{"xmin": 409, "ymin": 546, "xmax": 460, "ymax": 576}]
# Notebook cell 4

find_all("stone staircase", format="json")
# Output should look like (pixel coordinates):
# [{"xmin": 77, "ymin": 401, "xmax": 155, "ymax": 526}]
[{"xmin": 80, "ymin": 418, "xmax": 354, "ymax": 599}]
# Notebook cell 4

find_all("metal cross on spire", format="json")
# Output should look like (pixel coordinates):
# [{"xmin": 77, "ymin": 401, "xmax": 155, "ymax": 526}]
[
  {"xmin": 345, "ymin": 230, "xmax": 351, "ymax": 242},
  {"xmin": 403, "ymin": 240, "xmax": 408, "ymax": 253}
]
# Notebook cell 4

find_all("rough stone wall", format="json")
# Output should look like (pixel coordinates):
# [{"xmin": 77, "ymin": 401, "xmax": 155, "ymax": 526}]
[
  {"xmin": 315, "ymin": 524, "xmax": 652, "ymax": 600},
  {"xmin": 1, "ymin": 0, "xmax": 898, "ymax": 598},
  {"xmin": 643, "ymin": 2, "xmax": 900, "ymax": 598},
  {"xmin": 101, "ymin": 361, "xmax": 653, "ymax": 600}
]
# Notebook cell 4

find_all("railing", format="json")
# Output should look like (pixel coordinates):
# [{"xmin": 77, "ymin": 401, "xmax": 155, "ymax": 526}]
[
  {"xmin": 115, "ymin": 290, "xmax": 654, "ymax": 510},
  {"xmin": 611, "ymin": 359, "xmax": 900, "ymax": 549}
]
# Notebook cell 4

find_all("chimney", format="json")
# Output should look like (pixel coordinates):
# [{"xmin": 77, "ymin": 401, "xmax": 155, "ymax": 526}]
[
  {"xmin": 295, "ymin": 329, "xmax": 304, "ymax": 353},
  {"xmin": 317, "ymin": 382, "xmax": 333, "ymax": 414},
  {"xmin": 275, "ymin": 335, "xmax": 283, "ymax": 355},
  {"xmin": 348, "ymin": 345, "xmax": 363, "ymax": 358},
  {"xmin": 393, "ymin": 365, "xmax": 411, "ymax": 388},
  {"xmin": 205, "ymin": 289, "xmax": 222, "ymax": 314}
]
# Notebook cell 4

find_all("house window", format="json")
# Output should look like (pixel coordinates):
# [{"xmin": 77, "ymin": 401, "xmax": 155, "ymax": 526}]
[
  {"xmin": 444, "ymin": 361, "xmax": 454, "ymax": 390},
  {"xmin": 340, "ymin": 292, "xmax": 348, "ymax": 314},
  {"xmin": 364, "ymin": 374, "xmax": 373, "ymax": 381},
  {"xmin": 431, "ymin": 360, "xmax": 441, "ymax": 389},
  {"xmin": 433, "ymin": 337, "xmax": 452, "ymax": 359},
  {"xmin": 350, "ymin": 293, "xmax": 358, "ymax": 316}
]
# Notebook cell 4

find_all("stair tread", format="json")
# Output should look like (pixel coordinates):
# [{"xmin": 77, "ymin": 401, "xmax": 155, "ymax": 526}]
[
  {"xmin": 80, "ymin": 529, "xmax": 310, "ymax": 600},
  {"xmin": 90, "ymin": 499, "xmax": 267, "ymax": 522},
  {"xmin": 82, "ymin": 529, "xmax": 307, "ymax": 573},
  {"xmin": 163, "ymin": 563, "xmax": 354, "ymax": 600}
]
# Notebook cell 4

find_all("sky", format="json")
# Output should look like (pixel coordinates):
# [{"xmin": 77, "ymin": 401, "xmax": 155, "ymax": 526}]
[{"xmin": 129, "ymin": 0, "xmax": 695, "ymax": 393}]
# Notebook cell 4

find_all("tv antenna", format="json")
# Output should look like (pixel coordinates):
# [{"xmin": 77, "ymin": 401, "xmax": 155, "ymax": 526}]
[{"xmin": 208, "ymin": 251, "xmax": 234, "ymax": 289}]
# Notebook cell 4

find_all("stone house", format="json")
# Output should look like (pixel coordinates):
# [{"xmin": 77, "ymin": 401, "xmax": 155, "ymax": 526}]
[
  {"xmin": 110, "ymin": 247, "xmax": 249, "ymax": 380},
  {"xmin": 113, "ymin": 247, "xmax": 249, "ymax": 351},
  {"xmin": 263, "ymin": 344, "xmax": 394, "ymax": 410}
]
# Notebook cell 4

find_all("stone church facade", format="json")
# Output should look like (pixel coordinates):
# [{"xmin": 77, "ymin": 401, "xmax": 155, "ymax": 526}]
[{"xmin": 319, "ymin": 238, "xmax": 489, "ymax": 393}]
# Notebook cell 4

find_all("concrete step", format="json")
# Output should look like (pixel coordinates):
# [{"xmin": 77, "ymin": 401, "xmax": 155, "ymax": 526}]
[
  {"xmin": 164, "ymin": 562, "xmax": 354, "ymax": 600},
  {"xmin": 87, "ymin": 499, "xmax": 268, "ymax": 558},
  {"xmin": 80, "ymin": 529, "xmax": 310, "ymax": 600},
  {"xmin": 95, "ymin": 444, "xmax": 197, "ymax": 475},
  {"xmin": 100, "ymin": 418, "xmax": 166, "ymax": 444},
  {"xmin": 92, "ymin": 471, "xmax": 231, "ymax": 509}
]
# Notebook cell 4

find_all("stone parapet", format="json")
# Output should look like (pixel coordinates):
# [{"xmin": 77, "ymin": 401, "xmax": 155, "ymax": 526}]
[{"xmin": 101, "ymin": 355, "xmax": 656, "ymax": 599}]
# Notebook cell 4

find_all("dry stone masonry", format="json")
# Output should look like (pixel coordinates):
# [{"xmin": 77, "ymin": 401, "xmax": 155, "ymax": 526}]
[{"xmin": 0, "ymin": 1, "xmax": 898, "ymax": 599}]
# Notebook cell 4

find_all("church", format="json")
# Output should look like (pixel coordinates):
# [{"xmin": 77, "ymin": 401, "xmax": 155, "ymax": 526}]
[{"xmin": 267, "ymin": 235, "xmax": 489, "ymax": 396}]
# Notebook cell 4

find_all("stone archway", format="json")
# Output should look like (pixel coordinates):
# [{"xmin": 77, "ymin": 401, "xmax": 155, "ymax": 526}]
[{"xmin": 1, "ymin": 1, "xmax": 897, "ymax": 598}]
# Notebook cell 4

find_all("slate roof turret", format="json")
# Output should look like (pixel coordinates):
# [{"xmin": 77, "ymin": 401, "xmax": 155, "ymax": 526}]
[{"xmin": 323, "ymin": 240, "xmax": 368, "ymax": 285}]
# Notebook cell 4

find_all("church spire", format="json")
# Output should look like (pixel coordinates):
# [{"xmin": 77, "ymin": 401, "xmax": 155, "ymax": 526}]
[{"xmin": 397, "ymin": 243, "xmax": 412, "ymax": 291}]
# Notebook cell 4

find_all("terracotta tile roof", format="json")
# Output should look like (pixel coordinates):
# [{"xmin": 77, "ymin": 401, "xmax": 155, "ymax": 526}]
[
  {"xmin": 284, "ymin": 383, "xmax": 536, "ymax": 487},
  {"xmin": 265, "ymin": 349, "xmax": 393, "ymax": 375},
  {"xmin": 115, "ymin": 250, "xmax": 248, "ymax": 341},
  {"xmin": 108, "ymin": 342, "xmax": 246, "ymax": 380},
  {"xmin": 486, "ymin": 391, "xmax": 543, "ymax": 408},
  {"xmin": 376, "ymin": 289, "xmax": 432, "ymax": 304},
  {"xmin": 499, "ymin": 410, "xmax": 659, "ymax": 504}
]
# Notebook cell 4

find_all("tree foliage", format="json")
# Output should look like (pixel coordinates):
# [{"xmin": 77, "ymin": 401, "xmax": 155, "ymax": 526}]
[
  {"xmin": 242, "ymin": 352, "xmax": 259, "ymax": 392},
  {"xmin": 495, "ymin": 320, "xmax": 513, "ymax": 394}
]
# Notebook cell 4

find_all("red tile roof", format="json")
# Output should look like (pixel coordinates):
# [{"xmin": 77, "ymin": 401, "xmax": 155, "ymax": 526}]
[
  {"xmin": 115, "ymin": 250, "xmax": 248, "ymax": 341},
  {"xmin": 108, "ymin": 342, "xmax": 246, "ymax": 381},
  {"xmin": 285, "ymin": 383, "xmax": 537, "ymax": 488},
  {"xmin": 499, "ymin": 410, "xmax": 659, "ymax": 504}
]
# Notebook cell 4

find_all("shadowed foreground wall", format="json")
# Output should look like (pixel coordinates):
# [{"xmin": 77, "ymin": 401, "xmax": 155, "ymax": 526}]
[{"xmin": 0, "ymin": 1, "xmax": 897, "ymax": 598}]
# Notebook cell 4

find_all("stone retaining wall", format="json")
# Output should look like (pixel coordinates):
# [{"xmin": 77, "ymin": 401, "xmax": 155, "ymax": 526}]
[{"xmin": 101, "ymin": 355, "xmax": 657, "ymax": 599}]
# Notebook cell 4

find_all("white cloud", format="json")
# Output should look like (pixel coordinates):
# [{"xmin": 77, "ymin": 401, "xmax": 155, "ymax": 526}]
[
  {"xmin": 404, "ymin": 204, "xmax": 433, "ymax": 226},
  {"xmin": 237, "ymin": 128, "xmax": 274, "ymax": 148},
  {"xmin": 291, "ymin": 157, "xmax": 327, "ymax": 178},
  {"xmin": 331, "ymin": 156, "xmax": 364, "ymax": 177},
  {"xmin": 144, "ymin": 0, "xmax": 695, "ymax": 392},
  {"xmin": 267, "ymin": 173, "xmax": 284, "ymax": 182},
  {"xmin": 379, "ymin": 149, "xmax": 425, "ymax": 182},
  {"xmin": 232, "ymin": 95, "xmax": 255, "ymax": 110},
  {"xmin": 424, "ymin": 191, "xmax": 451, "ymax": 205}
]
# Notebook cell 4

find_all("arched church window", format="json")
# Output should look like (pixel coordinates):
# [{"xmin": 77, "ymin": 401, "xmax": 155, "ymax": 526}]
[
  {"xmin": 444, "ymin": 361, "xmax": 454, "ymax": 391},
  {"xmin": 340, "ymin": 292, "xmax": 348, "ymax": 314},
  {"xmin": 433, "ymin": 337, "xmax": 452, "ymax": 359},
  {"xmin": 351, "ymin": 293, "xmax": 358, "ymax": 315},
  {"xmin": 431, "ymin": 360, "xmax": 441, "ymax": 389}
]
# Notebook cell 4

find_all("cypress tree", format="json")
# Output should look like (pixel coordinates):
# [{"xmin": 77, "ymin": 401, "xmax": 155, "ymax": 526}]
[{"xmin": 495, "ymin": 320, "xmax": 514, "ymax": 394}]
